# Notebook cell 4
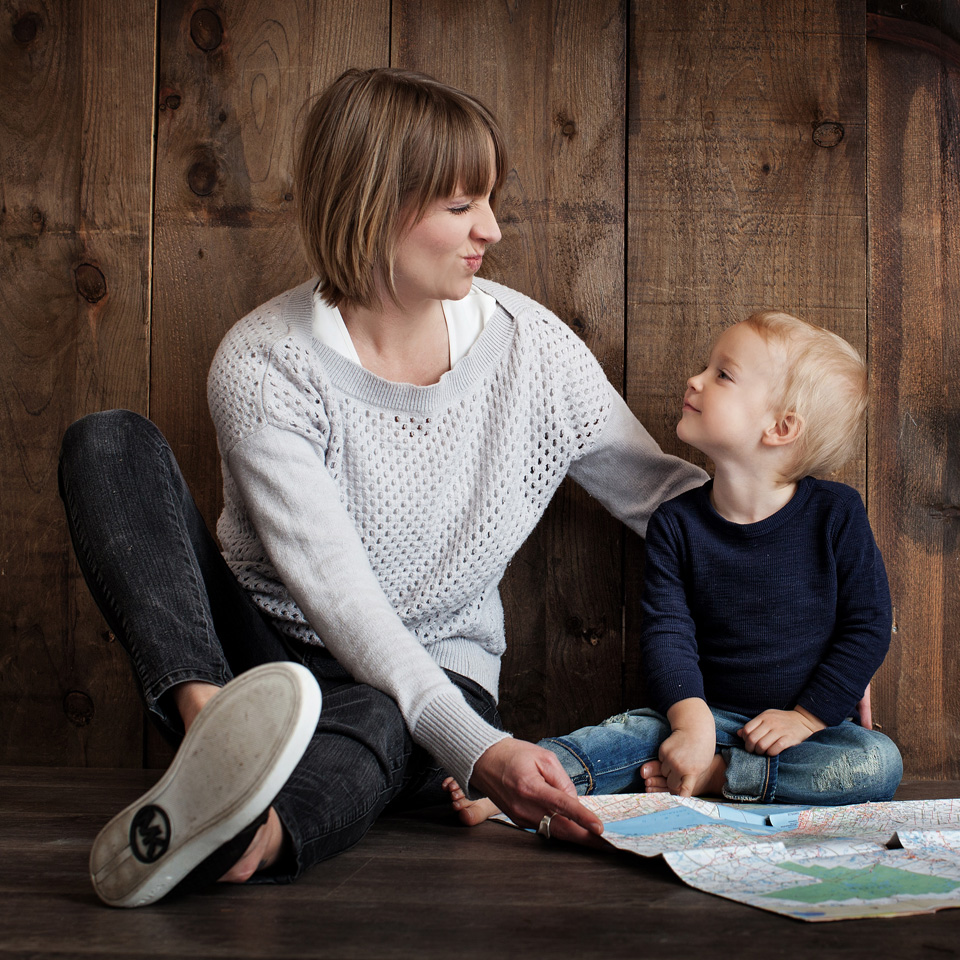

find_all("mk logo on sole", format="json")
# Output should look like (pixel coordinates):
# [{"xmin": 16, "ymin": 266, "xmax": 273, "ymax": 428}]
[{"xmin": 130, "ymin": 805, "xmax": 171, "ymax": 863}]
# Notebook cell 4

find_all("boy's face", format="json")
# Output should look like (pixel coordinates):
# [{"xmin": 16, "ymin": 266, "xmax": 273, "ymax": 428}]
[{"xmin": 677, "ymin": 323, "xmax": 784, "ymax": 462}]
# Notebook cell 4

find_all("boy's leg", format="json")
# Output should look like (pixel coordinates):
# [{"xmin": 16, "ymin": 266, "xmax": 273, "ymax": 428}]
[
  {"xmin": 713, "ymin": 710, "xmax": 903, "ymax": 805},
  {"xmin": 537, "ymin": 708, "xmax": 670, "ymax": 796}
]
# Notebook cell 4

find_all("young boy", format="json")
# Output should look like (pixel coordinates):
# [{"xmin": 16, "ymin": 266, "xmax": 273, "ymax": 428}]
[{"xmin": 447, "ymin": 311, "xmax": 902, "ymax": 823}]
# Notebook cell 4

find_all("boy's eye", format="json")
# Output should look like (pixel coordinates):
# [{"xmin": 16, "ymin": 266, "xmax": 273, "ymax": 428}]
[{"xmin": 718, "ymin": 370, "xmax": 732, "ymax": 381}]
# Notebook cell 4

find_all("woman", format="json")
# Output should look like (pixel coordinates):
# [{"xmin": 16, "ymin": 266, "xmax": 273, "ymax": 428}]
[{"xmin": 59, "ymin": 67, "xmax": 705, "ymax": 907}]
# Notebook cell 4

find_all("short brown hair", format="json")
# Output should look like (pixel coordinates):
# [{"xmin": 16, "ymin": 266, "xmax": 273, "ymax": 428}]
[
  {"xmin": 743, "ymin": 311, "xmax": 868, "ymax": 482},
  {"xmin": 296, "ymin": 68, "xmax": 508, "ymax": 310}
]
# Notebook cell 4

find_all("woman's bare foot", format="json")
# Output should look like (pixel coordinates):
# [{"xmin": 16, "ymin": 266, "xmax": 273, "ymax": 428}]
[
  {"xmin": 172, "ymin": 680, "xmax": 221, "ymax": 733},
  {"xmin": 219, "ymin": 807, "xmax": 285, "ymax": 882},
  {"xmin": 442, "ymin": 777, "xmax": 501, "ymax": 826}
]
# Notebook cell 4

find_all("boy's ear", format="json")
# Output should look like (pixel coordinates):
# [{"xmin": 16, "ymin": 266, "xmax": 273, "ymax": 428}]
[{"xmin": 762, "ymin": 412, "xmax": 803, "ymax": 447}]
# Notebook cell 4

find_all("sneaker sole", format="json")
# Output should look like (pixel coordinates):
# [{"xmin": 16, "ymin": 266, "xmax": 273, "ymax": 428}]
[{"xmin": 89, "ymin": 661, "xmax": 321, "ymax": 907}]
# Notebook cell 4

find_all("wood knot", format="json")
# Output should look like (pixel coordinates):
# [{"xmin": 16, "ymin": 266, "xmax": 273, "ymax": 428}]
[
  {"xmin": 555, "ymin": 113, "xmax": 578, "ymax": 139},
  {"xmin": 161, "ymin": 93, "xmax": 181, "ymax": 111},
  {"xmin": 570, "ymin": 316, "xmax": 587, "ymax": 337},
  {"xmin": 63, "ymin": 691, "xmax": 95, "ymax": 727},
  {"xmin": 190, "ymin": 8, "xmax": 223, "ymax": 52},
  {"xmin": 812, "ymin": 120, "xmax": 844, "ymax": 148},
  {"xmin": 187, "ymin": 151, "xmax": 219, "ymax": 196},
  {"xmin": 75, "ymin": 263, "xmax": 107, "ymax": 303},
  {"xmin": 566, "ymin": 616, "xmax": 605, "ymax": 646},
  {"xmin": 13, "ymin": 12, "xmax": 41, "ymax": 44}
]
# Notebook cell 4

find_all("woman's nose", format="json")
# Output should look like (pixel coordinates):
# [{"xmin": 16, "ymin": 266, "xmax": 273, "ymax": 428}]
[{"xmin": 474, "ymin": 202, "xmax": 502, "ymax": 245}]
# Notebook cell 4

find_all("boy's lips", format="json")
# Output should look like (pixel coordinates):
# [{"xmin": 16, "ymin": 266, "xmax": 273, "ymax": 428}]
[{"xmin": 682, "ymin": 399, "xmax": 700, "ymax": 413}]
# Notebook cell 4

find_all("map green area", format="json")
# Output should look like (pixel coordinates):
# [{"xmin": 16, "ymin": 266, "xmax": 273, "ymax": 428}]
[
  {"xmin": 767, "ymin": 862, "xmax": 960, "ymax": 904},
  {"xmin": 499, "ymin": 794, "xmax": 960, "ymax": 921}
]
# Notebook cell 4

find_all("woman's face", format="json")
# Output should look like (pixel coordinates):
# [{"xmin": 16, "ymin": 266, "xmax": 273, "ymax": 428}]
[{"xmin": 391, "ymin": 175, "xmax": 502, "ymax": 308}]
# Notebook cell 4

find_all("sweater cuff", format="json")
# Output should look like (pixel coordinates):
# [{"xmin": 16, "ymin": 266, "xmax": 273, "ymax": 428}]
[
  {"xmin": 411, "ymin": 688, "xmax": 512, "ymax": 792},
  {"xmin": 651, "ymin": 672, "xmax": 706, "ymax": 715},
  {"xmin": 797, "ymin": 673, "xmax": 865, "ymax": 727}
]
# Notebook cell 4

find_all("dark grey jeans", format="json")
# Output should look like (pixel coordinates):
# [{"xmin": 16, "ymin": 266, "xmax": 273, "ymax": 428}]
[{"xmin": 58, "ymin": 410, "xmax": 500, "ymax": 881}]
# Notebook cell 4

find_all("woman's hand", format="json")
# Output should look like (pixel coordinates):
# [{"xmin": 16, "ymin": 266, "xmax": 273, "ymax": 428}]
[
  {"xmin": 469, "ymin": 738, "xmax": 604, "ymax": 844},
  {"xmin": 738, "ymin": 706, "xmax": 826, "ymax": 756}
]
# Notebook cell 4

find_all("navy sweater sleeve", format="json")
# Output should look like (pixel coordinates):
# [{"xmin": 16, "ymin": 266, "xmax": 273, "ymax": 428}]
[
  {"xmin": 793, "ymin": 491, "xmax": 892, "ymax": 724},
  {"xmin": 638, "ymin": 506, "xmax": 705, "ymax": 712}
]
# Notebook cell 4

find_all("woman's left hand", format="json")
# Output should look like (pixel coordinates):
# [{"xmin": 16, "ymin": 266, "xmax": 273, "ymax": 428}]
[{"xmin": 470, "ymin": 738, "xmax": 604, "ymax": 843}]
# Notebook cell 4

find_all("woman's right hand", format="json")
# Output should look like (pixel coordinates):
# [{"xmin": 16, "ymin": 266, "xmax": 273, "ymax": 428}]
[{"xmin": 469, "ymin": 738, "xmax": 604, "ymax": 843}]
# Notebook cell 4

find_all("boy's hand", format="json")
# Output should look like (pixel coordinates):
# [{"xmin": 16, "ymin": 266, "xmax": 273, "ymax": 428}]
[
  {"xmin": 738, "ymin": 706, "xmax": 826, "ymax": 756},
  {"xmin": 662, "ymin": 698, "xmax": 718, "ymax": 796}
]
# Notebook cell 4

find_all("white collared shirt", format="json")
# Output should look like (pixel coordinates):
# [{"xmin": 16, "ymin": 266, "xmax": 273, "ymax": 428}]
[{"xmin": 311, "ymin": 284, "xmax": 498, "ymax": 370}]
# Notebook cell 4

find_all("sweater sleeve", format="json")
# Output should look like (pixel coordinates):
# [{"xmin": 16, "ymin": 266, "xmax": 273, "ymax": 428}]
[
  {"xmin": 794, "ymin": 493, "xmax": 892, "ymax": 727},
  {"xmin": 638, "ymin": 507, "xmax": 706, "ymax": 712},
  {"xmin": 225, "ymin": 424, "xmax": 511, "ymax": 789},
  {"xmin": 567, "ymin": 386, "xmax": 708, "ymax": 537}
]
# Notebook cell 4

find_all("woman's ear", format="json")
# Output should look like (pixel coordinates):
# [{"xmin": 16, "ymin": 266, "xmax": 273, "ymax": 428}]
[{"xmin": 762, "ymin": 412, "xmax": 803, "ymax": 447}]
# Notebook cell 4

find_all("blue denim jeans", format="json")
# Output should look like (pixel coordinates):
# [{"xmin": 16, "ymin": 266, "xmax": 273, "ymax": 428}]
[
  {"xmin": 540, "ymin": 706, "xmax": 903, "ymax": 805},
  {"xmin": 58, "ymin": 410, "xmax": 501, "ymax": 881}
]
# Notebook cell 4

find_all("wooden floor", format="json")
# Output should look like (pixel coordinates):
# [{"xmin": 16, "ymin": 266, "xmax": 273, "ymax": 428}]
[{"xmin": 3, "ymin": 768, "xmax": 960, "ymax": 959}]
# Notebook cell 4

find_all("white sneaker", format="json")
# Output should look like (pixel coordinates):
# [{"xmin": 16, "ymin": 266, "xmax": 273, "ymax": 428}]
[{"xmin": 90, "ymin": 661, "xmax": 321, "ymax": 907}]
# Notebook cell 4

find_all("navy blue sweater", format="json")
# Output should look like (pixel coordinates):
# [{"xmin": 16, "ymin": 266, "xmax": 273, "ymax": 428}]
[{"xmin": 639, "ymin": 477, "xmax": 891, "ymax": 728}]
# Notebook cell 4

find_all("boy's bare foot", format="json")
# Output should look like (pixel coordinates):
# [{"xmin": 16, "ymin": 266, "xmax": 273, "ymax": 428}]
[
  {"xmin": 639, "ymin": 760, "xmax": 669, "ymax": 793},
  {"xmin": 640, "ymin": 755, "xmax": 727, "ymax": 797},
  {"xmin": 442, "ymin": 777, "xmax": 502, "ymax": 826}
]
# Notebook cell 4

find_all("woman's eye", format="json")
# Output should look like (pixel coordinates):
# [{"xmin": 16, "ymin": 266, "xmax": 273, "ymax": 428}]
[{"xmin": 450, "ymin": 202, "xmax": 474, "ymax": 215}]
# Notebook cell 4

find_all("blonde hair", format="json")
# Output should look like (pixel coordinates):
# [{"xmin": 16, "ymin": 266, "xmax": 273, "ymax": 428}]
[
  {"xmin": 743, "ymin": 311, "xmax": 867, "ymax": 482},
  {"xmin": 295, "ymin": 67, "xmax": 508, "ymax": 310}
]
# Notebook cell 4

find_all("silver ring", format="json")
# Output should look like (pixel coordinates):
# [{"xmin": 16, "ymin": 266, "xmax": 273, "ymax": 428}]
[{"xmin": 537, "ymin": 813, "xmax": 553, "ymax": 839}]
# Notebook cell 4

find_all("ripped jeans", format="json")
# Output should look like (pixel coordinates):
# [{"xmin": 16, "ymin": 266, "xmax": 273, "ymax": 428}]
[{"xmin": 539, "ymin": 706, "xmax": 903, "ymax": 805}]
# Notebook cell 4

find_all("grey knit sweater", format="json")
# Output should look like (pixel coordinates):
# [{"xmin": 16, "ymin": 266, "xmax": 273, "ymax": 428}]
[{"xmin": 208, "ymin": 276, "xmax": 705, "ymax": 787}]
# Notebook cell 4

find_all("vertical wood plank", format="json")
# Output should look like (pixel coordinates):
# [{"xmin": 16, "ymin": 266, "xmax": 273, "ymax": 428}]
[
  {"xmin": 625, "ymin": 2, "xmax": 868, "ymax": 708},
  {"xmin": 394, "ymin": 0, "xmax": 627, "ymax": 741},
  {"xmin": 151, "ymin": 0, "xmax": 390, "ymax": 529},
  {"xmin": 148, "ymin": 0, "xmax": 388, "ymax": 764},
  {"xmin": 867, "ymin": 37, "xmax": 960, "ymax": 779},
  {"xmin": 0, "ymin": 0, "xmax": 155, "ymax": 764}
]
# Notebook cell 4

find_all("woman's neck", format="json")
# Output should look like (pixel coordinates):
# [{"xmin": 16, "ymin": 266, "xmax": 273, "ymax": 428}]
[
  {"xmin": 709, "ymin": 462, "xmax": 797, "ymax": 524},
  {"xmin": 340, "ymin": 296, "xmax": 450, "ymax": 386}
]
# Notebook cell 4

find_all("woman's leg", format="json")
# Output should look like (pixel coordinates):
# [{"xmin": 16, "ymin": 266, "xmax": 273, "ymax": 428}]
[
  {"xmin": 267, "ymin": 662, "xmax": 501, "ymax": 880},
  {"xmin": 537, "ymin": 708, "xmax": 670, "ymax": 796},
  {"xmin": 58, "ymin": 410, "xmax": 291, "ymax": 738}
]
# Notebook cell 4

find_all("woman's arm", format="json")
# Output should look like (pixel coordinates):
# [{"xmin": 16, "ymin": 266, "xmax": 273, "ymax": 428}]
[
  {"xmin": 567, "ymin": 386, "xmax": 707, "ymax": 537},
  {"xmin": 227, "ymin": 425, "xmax": 509, "ymax": 790}
]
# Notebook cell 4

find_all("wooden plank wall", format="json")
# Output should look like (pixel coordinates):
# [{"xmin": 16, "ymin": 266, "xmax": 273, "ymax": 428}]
[{"xmin": 1, "ymin": 0, "xmax": 957, "ymax": 779}]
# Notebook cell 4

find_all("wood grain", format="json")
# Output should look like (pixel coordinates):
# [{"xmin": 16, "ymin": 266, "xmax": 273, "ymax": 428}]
[
  {"xmin": 2, "ymin": 766, "xmax": 959, "ymax": 959},
  {"xmin": 394, "ymin": 0, "xmax": 627, "ymax": 739},
  {"xmin": 0, "ymin": 0, "xmax": 155, "ymax": 765},
  {"xmin": 145, "ymin": 0, "xmax": 389, "ymax": 765},
  {"xmin": 867, "ymin": 37, "xmax": 960, "ymax": 779}
]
